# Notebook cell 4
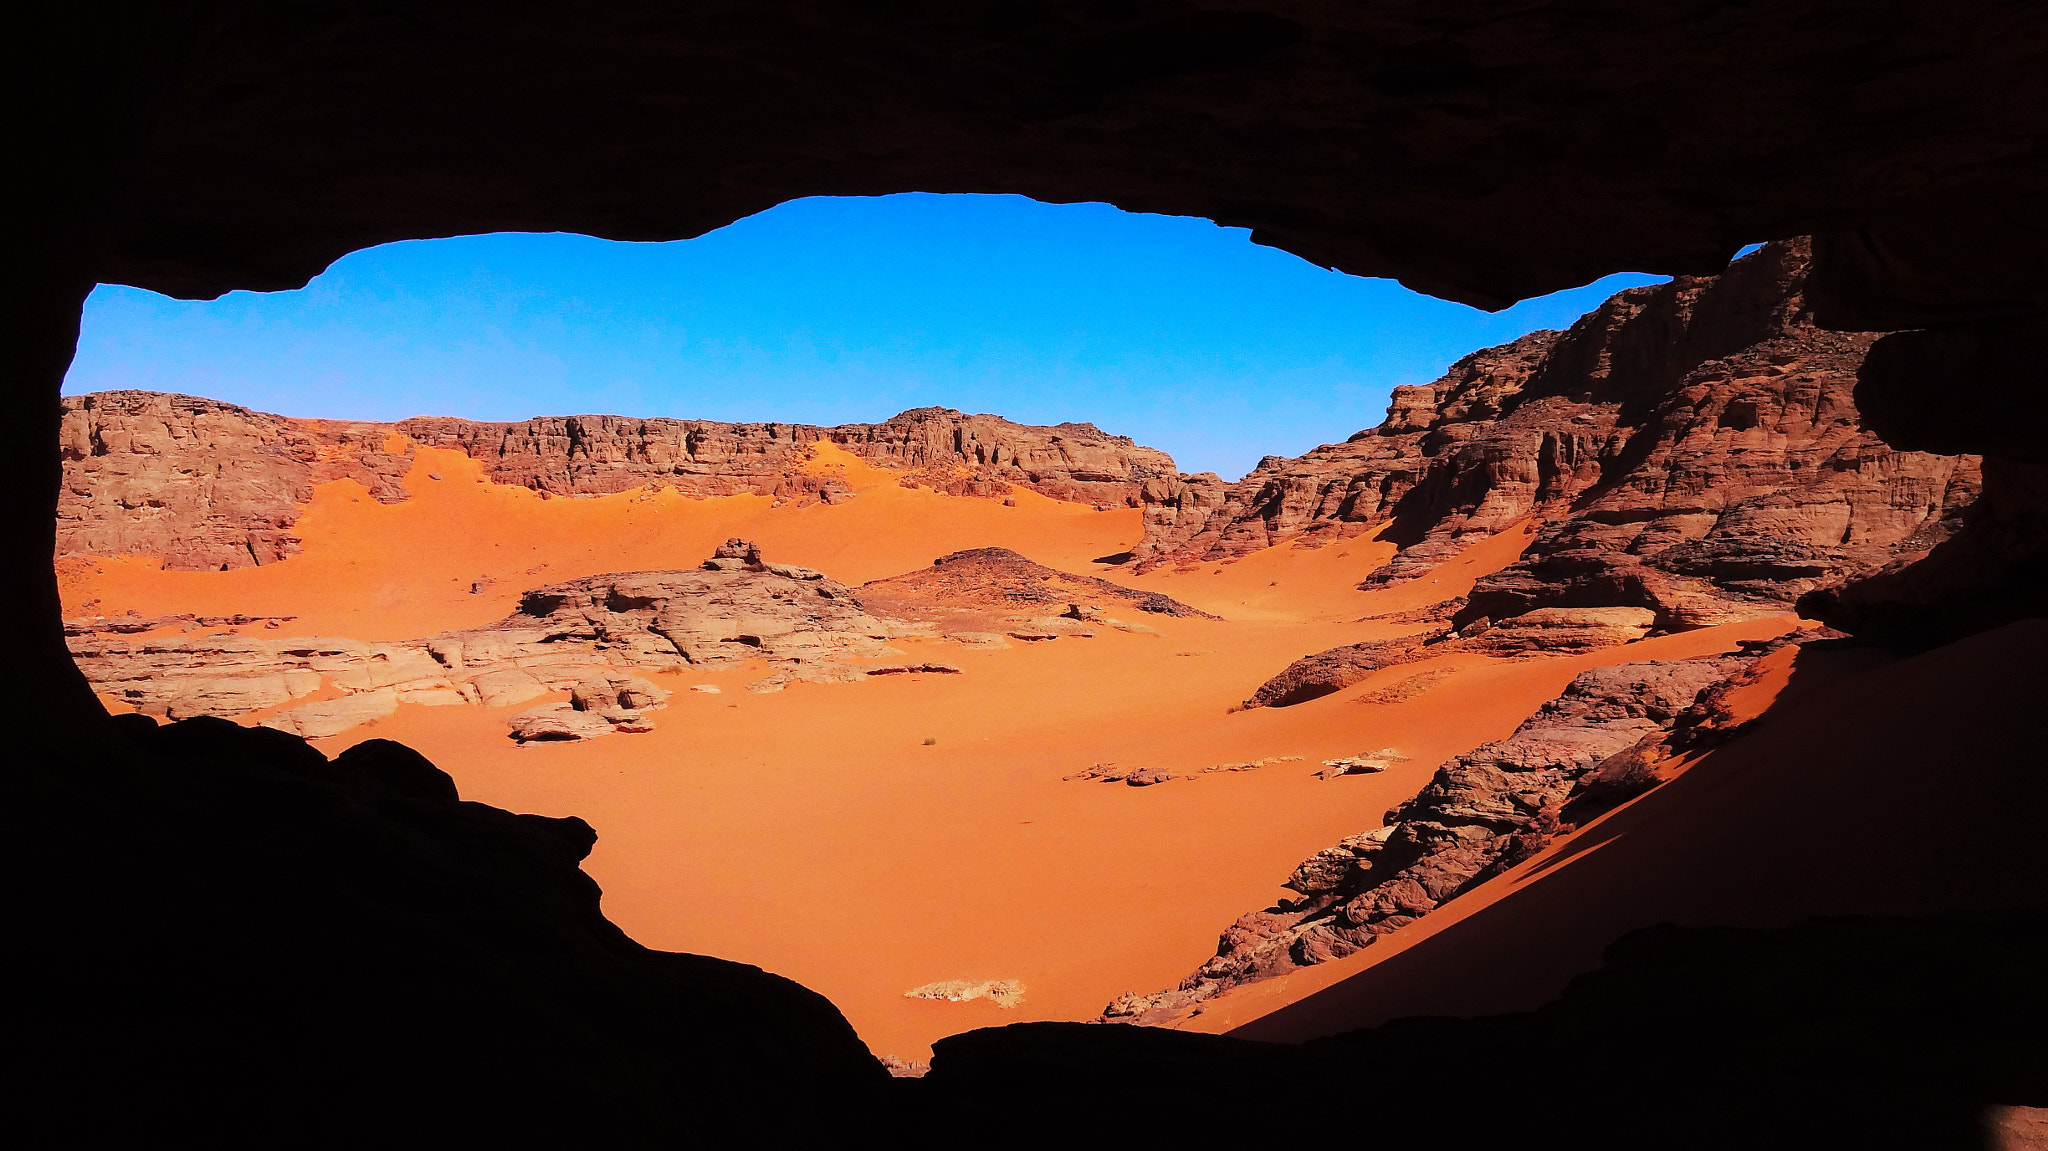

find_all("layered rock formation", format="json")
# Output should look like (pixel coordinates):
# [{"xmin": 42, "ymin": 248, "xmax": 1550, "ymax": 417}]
[
  {"xmin": 70, "ymin": 542, "xmax": 910, "ymax": 741},
  {"xmin": 1799, "ymin": 458, "xmax": 2048, "ymax": 647},
  {"xmin": 1136, "ymin": 241, "xmax": 1981, "ymax": 639},
  {"xmin": 58, "ymin": 391, "xmax": 413, "ymax": 570},
  {"xmin": 1112, "ymin": 637, "xmax": 1794, "ymax": 1023},
  {"xmin": 58, "ymin": 397, "xmax": 1173, "ymax": 570}
]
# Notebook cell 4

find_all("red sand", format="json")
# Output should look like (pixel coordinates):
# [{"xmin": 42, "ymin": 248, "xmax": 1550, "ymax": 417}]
[{"xmin": 60, "ymin": 448, "xmax": 1806, "ymax": 1060}]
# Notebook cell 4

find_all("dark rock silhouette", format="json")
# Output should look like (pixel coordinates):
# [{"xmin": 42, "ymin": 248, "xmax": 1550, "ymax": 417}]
[
  {"xmin": 11, "ymin": 720, "xmax": 886, "ymax": 1145},
  {"xmin": 914, "ymin": 915, "xmax": 2047, "ymax": 1150}
]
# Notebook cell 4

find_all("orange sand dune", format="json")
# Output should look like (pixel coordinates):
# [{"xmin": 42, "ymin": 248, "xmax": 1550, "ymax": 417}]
[
  {"xmin": 1118, "ymin": 520, "xmax": 1541, "ymax": 624},
  {"xmin": 59, "ymin": 446, "xmax": 1802, "ymax": 1059},
  {"xmin": 1183, "ymin": 620, "xmax": 2048, "ymax": 1042}
]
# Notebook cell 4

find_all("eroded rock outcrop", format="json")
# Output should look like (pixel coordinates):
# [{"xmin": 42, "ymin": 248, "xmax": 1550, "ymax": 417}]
[
  {"xmin": 1135, "ymin": 242, "xmax": 1980, "ymax": 641},
  {"xmin": 57, "ymin": 391, "xmax": 413, "ymax": 570},
  {"xmin": 69, "ymin": 543, "xmax": 907, "ymax": 740},
  {"xmin": 1237, "ymin": 638, "xmax": 1418, "ymax": 709},
  {"xmin": 1110, "ymin": 638, "xmax": 1791, "ymax": 1024},
  {"xmin": 72, "ymin": 542, "xmax": 1177, "ymax": 740}
]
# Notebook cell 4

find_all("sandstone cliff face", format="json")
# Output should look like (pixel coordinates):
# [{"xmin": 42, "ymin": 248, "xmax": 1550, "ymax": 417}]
[
  {"xmin": 829, "ymin": 408, "xmax": 1174, "ymax": 507},
  {"xmin": 58, "ymin": 396, "xmax": 1173, "ymax": 570},
  {"xmin": 400, "ymin": 406, "xmax": 1173, "ymax": 508},
  {"xmin": 1134, "ymin": 241, "xmax": 1981, "ymax": 635},
  {"xmin": 57, "ymin": 391, "xmax": 413, "ymax": 570}
]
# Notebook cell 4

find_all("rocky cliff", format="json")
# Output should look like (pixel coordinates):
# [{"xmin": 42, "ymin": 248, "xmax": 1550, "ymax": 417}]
[
  {"xmin": 1135, "ymin": 240, "xmax": 1981, "ymax": 635},
  {"xmin": 58, "ymin": 396, "xmax": 1173, "ymax": 570},
  {"xmin": 58, "ymin": 391, "xmax": 414, "ymax": 570}
]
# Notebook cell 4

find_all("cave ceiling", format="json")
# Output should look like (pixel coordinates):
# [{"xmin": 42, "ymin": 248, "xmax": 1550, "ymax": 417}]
[{"xmin": 45, "ymin": 0, "xmax": 2045, "ymax": 316}]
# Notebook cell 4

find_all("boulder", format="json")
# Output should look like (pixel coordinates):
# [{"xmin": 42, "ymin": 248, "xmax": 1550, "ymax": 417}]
[{"xmin": 508, "ymin": 704, "xmax": 620, "ymax": 743}]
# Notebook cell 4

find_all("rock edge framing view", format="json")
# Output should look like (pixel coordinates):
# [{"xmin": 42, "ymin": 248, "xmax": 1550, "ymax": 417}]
[{"xmin": 14, "ymin": 5, "xmax": 2048, "ymax": 1148}]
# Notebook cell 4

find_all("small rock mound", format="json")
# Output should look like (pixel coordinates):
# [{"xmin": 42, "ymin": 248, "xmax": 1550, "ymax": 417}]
[{"xmin": 860, "ymin": 547, "xmax": 1216, "ymax": 640}]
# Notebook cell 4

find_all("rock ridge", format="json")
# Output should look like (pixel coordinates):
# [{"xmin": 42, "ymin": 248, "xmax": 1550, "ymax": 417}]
[
  {"xmin": 58, "ymin": 390, "xmax": 414, "ymax": 570},
  {"xmin": 57, "ymin": 396, "xmax": 1175, "ymax": 570}
]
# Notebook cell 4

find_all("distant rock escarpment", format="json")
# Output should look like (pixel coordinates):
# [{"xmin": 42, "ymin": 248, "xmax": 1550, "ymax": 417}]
[
  {"xmin": 397, "ymin": 406, "xmax": 1171, "ymax": 508},
  {"xmin": 57, "ymin": 397, "xmax": 1171, "ymax": 570},
  {"xmin": 1134, "ymin": 240, "xmax": 1982, "ymax": 636}
]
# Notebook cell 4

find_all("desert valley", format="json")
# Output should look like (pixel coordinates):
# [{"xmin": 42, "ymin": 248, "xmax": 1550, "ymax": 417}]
[{"xmin": 57, "ymin": 240, "xmax": 2042, "ymax": 1085}]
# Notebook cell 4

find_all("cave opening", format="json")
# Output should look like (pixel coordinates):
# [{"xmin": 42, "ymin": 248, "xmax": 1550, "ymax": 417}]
[{"xmin": 14, "ymin": 4, "xmax": 2045, "ymax": 1144}]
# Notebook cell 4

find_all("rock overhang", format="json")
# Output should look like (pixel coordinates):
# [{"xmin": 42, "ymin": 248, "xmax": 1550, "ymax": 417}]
[{"xmin": 30, "ymin": 2, "xmax": 2034, "ymax": 324}]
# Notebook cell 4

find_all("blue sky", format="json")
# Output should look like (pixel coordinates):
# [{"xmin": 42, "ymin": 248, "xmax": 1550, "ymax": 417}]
[{"xmin": 66, "ymin": 193, "xmax": 1669, "ymax": 480}]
